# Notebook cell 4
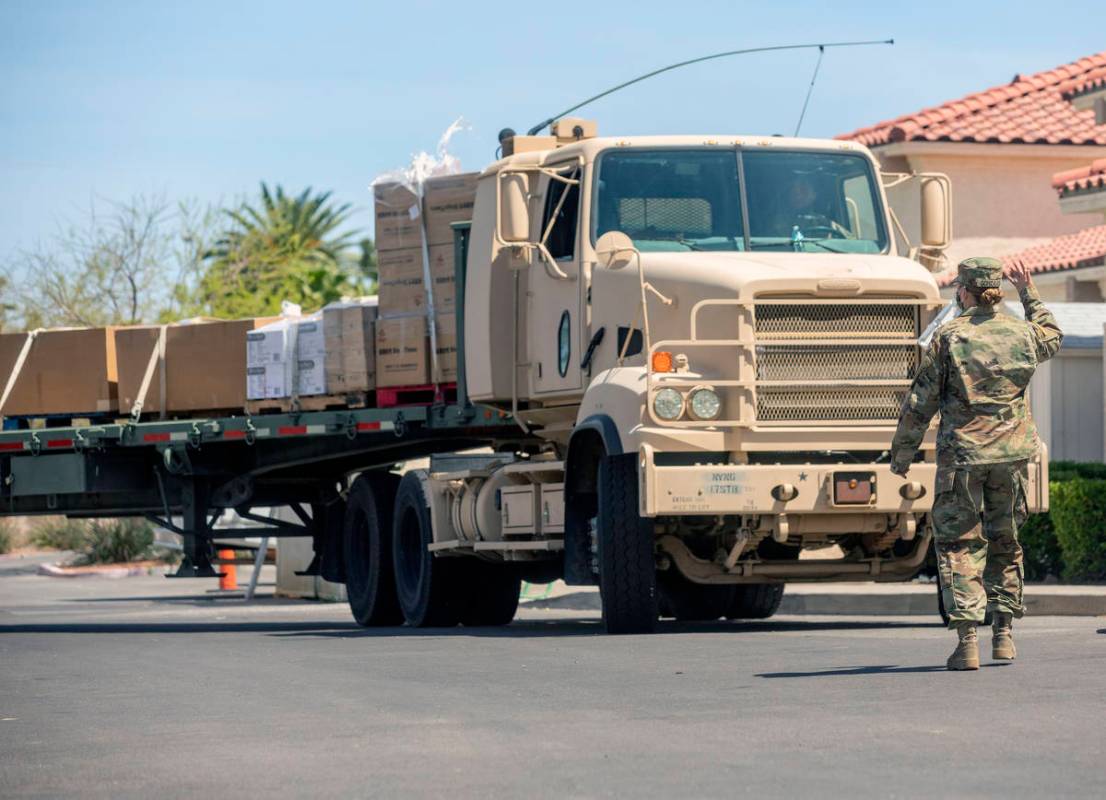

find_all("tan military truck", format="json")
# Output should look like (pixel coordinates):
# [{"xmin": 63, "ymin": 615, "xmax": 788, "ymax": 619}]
[
  {"xmin": 400, "ymin": 118, "xmax": 1047, "ymax": 633},
  {"xmin": 0, "ymin": 118, "xmax": 1046, "ymax": 635}
]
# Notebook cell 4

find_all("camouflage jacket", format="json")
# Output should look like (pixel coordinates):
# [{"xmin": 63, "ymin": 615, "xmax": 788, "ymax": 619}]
[{"xmin": 890, "ymin": 285, "xmax": 1063, "ymax": 470}]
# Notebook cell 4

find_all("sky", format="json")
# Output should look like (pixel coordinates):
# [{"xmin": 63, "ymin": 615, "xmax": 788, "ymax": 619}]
[{"xmin": 2, "ymin": 0, "xmax": 1104, "ymax": 263}]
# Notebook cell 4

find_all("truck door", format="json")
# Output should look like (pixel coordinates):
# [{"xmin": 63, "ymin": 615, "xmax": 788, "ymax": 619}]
[{"xmin": 527, "ymin": 163, "xmax": 583, "ymax": 396}]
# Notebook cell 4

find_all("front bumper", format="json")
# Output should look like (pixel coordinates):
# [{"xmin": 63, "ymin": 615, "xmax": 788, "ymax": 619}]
[{"xmin": 639, "ymin": 444, "xmax": 936, "ymax": 517}]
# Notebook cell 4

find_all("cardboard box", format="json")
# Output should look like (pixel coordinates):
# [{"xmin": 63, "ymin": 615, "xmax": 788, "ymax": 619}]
[
  {"xmin": 0, "ymin": 327, "xmax": 118, "ymax": 416},
  {"xmin": 377, "ymin": 244, "xmax": 456, "ymax": 315},
  {"xmin": 373, "ymin": 182, "xmax": 421, "ymax": 252},
  {"xmin": 373, "ymin": 172, "xmax": 478, "ymax": 253},
  {"xmin": 423, "ymin": 173, "xmax": 479, "ymax": 246},
  {"xmin": 115, "ymin": 318, "xmax": 276, "ymax": 414},
  {"xmin": 433, "ymin": 312, "xmax": 458, "ymax": 384},
  {"xmin": 322, "ymin": 299, "xmax": 377, "ymax": 394},
  {"xmin": 246, "ymin": 314, "xmax": 328, "ymax": 400},
  {"xmin": 375, "ymin": 315, "xmax": 429, "ymax": 388}
]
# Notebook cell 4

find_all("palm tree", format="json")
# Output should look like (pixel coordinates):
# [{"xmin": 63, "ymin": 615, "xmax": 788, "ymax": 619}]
[{"xmin": 192, "ymin": 184, "xmax": 364, "ymax": 317}]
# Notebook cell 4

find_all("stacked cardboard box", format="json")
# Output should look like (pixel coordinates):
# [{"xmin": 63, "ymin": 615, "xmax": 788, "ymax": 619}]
[
  {"xmin": 115, "ymin": 317, "xmax": 276, "ymax": 415},
  {"xmin": 0, "ymin": 327, "xmax": 119, "ymax": 416},
  {"xmin": 246, "ymin": 314, "xmax": 327, "ymax": 401},
  {"xmin": 373, "ymin": 172, "xmax": 477, "ymax": 386},
  {"xmin": 322, "ymin": 298, "xmax": 377, "ymax": 394}
]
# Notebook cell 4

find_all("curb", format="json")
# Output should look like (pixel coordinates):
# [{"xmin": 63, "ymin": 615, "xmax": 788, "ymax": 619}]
[
  {"xmin": 521, "ymin": 589, "xmax": 1106, "ymax": 617},
  {"xmin": 36, "ymin": 563, "xmax": 163, "ymax": 579}
]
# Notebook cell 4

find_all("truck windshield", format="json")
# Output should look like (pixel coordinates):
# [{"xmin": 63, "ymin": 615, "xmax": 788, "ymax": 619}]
[{"xmin": 594, "ymin": 148, "xmax": 888, "ymax": 254}]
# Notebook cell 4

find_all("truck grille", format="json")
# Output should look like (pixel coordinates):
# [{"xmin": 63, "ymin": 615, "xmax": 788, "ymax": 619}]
[
  {"xmin": 753, "ymin": 301, "xmax": 919, "ymax": 423},
  {"xmin": 754, "ymin": 303, "xmax": 916, "ymax": 339}
]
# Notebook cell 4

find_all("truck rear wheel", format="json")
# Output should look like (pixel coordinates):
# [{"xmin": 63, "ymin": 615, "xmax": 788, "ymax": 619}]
[
  {"xmin": 597, "ymin": 454, "xmax": 658, "ymax": 634},
  {"xmin": 392, "ymin": 471, "xmax": 463, "ymax": 627},
  {"xmin": 344, "ymin": 472, "xmax": 403, "ymax": 626},
  {"xmin": 460, "ymin": 561, "xmax": 521, "ymax": 627},
  {"xmin": 658, "ymin": 571, "xmax": 735, "ymax": 621},
  {"xmin": 726, "ymin": 584, "xmax": 785, "ymax": 619}
]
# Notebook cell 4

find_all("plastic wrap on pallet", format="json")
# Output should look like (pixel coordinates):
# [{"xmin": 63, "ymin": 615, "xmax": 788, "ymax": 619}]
[{"xmin": 371, "ymin": 119, "xmax": 470, "ymax": 386}]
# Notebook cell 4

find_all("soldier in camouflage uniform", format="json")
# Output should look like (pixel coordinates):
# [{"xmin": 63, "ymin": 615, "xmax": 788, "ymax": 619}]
[{"xmin": 889, "ymin": 256, "xmax": 1062, "ymax": 670}]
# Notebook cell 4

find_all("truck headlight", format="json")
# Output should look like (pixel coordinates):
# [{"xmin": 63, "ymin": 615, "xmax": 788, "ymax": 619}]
[
  {"xmin": 653, "ymin": 388, "xmax": 685, "ymax": 420},
  {"xmin": 688, "ymin": 387, "xmax": 721, "ymax": 421}
]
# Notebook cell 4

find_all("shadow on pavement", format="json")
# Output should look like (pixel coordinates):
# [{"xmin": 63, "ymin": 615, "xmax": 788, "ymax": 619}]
[
  {"xmin": 0, "ymin": 617, "xmax": 939, "ymax": 638},
  {"xmin": 758, "ymin": 662, "xmax": 1011, "ymax": 678}
]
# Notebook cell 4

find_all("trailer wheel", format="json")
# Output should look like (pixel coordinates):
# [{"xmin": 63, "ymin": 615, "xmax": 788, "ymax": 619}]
[
  {"xmin": 343, "ymin": 472, "xmax": 403, "ymax": 626},
  {"xmin": 392, "ymin": 471, "xmax": 462, "ymax": 627},
  {"xmin": 658, "ymin": 571, "xmax": 735, "ymax": 621},
  {"xmin": 460, "ymin": 561, "xmax": 521, "ymax": 627},
  {"xmin": 597, "ymin": 454, "xmax": 658, "ymax": 634},
  {"xmin": 726, "ymin": 584, "xmax": 786, "ymax": 620}
]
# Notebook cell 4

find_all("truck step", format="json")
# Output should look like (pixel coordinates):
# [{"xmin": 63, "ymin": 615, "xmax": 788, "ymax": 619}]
[{"xmin": 376, "ymin": 383, "xmax": 457, "ymax": 409}]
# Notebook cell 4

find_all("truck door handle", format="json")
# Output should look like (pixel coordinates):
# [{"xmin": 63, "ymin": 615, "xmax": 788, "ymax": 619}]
[{"xmin": 580, "ymin": 327, "xmax": 605, "ymax": 371}]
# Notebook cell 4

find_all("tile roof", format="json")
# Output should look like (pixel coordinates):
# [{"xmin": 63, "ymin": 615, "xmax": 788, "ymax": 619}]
[
  {"xmin": 1052, "ymin": 158, "xmax": 1106, "ymax": 197},
  {"xmin": 1063, "ymin": 62, "xmax": 1106, "ymax": 99},
  {"xmin": 935, "ymin": 224, "xmax": 1106, "ymax": 286},
  {"xmin": 838, "ymin": 51, "xmax": 1106, "ymax": 147}
]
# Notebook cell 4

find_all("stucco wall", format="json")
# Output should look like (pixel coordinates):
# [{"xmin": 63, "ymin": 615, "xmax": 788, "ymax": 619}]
[{"xmin": 877, "ymin": 146, "xmax": 1106, "ymax": 266}]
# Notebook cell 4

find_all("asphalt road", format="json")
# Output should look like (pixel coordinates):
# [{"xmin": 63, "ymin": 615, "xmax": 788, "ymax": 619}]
[{"xmin": 1, "ymin": 561, "xmax": 1104, "ymax": 799}]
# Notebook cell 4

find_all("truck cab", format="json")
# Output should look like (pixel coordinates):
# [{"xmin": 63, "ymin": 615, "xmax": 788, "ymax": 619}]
[{"xmin": 440, "ymin": 120, "xmax": 1042, "ymax": 631}]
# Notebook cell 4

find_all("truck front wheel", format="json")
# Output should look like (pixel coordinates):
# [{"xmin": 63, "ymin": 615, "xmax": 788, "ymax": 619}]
[
  {"xmin": 344, "ymin": 472, "xmax": 403, "ymax": 626},
  {"xmin": 597, "ymin": 454, "xmax": 658, "ymax": 634}
]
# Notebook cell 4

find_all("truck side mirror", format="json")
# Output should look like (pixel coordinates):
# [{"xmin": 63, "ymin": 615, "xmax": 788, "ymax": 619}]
[
  {"xmin": 499, "ymin": 172, "xmax": 531, "ymax": 243},
  {"xmin": 920, "ymin": 175, "xmax": 951, "ymax": 249},
  {"xmin": 595, "ymin": 230, "xmax": 636, "ymax": 270}
]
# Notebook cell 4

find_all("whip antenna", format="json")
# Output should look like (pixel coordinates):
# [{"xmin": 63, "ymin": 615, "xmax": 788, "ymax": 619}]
[
  {"xmin": 793, "ymin": 45, "xmax": 825, "ymax": 136},
  {"xmin": 526, "ymin": 38, "xmax": 894, "ymax": 136}
]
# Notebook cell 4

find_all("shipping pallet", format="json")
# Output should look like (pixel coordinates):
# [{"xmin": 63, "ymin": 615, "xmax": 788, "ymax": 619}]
[
  {"xmin": 1, "ymin": 412, "xmax": 114, "ymax": 431},
  {"xmin": 245, "ymin": 391, "xmax": 373, "ymax": 416},
  {"xmin": 122, "ymin": 407, "xmax": 247, "ymax": 424},
  {"xmin": 376, "ymin": 383, "xmax": 457, "ymax": 409}
]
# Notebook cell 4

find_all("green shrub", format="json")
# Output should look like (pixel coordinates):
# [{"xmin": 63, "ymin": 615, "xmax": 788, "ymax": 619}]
[
  {"xmin": 0, "ymin": 519, "xmax": 13, "ymax": 555},
  {"xmin": 31, "ymin": 517, "xmax": 90, "ymax": 551},
  {"xmin": 77, "ymin": 519, "xmax": 156, "ymax": 565},
  {"xmin": 1048, "ymin": 461, "xmax": 1106, "ymax": 482},
  {"xmin": 1049, "ymin": 478, "xmax": 1106, "ymax": 582},
  {"xmin": 1019, "ymin": 512, "xmax": 1064, "ymax": 581}
]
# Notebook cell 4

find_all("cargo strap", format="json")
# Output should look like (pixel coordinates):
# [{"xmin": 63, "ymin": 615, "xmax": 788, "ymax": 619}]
[
  {"xmin": 285, "ymin": 318, "xmax": 301, "ymax": 411},
  {"xmin": 131, "ymin": 325, "xmax": 168, "ymax": 422},
  {"xmin": 0, "ymin": 328, "xmax": 42, "ymax": 417},
  {"xmin": 414, "ymin": 182, "xmax": 441, "ymax": 387}
]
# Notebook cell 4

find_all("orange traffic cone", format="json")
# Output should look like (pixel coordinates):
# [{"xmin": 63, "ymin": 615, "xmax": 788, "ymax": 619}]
[{"xmin": 218, "ymin": 549, "xmax": 237, "ymax": 590}]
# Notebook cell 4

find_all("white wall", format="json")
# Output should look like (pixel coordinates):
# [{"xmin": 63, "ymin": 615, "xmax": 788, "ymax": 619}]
[{"xmin": 1033, "ymin": 350, "xmax": 1104, "ymax": 462}]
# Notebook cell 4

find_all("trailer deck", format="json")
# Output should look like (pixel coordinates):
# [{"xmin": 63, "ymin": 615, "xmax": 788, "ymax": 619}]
[{"xmin": 0, "ymin": 401, "xmax": 521, "ymax": 578}]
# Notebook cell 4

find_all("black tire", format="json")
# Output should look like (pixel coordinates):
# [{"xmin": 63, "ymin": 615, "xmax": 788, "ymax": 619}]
[
  {"xmin": 460, "ymin": 560, "xmax": 521, "ymax": 627},
  {"xmin": 936, "ymin": 580, "xmax": 992, "ymax": 626},
  {"xmin": 392, "ymin": 471, "xmax": 463, "ymax": 627},
  {"xmin": 727, "ymin": 583, "xmax": 785, "ymax": 619},
  {"xmin": 343, "ymin": 472, "xmax": 403, "ymax": 626},
  {"xmin": 658, "ymin": 570, "xmax": 735, "ymax": 621},
  {"xmin": 597, "ymin": 454, "xmax": 658, "ymax": 634}
]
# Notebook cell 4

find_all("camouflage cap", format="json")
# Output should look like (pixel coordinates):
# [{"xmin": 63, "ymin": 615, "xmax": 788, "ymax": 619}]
[{"xmin": 953, "ymin": 256, "xmax": 1004, "ymax": 290}]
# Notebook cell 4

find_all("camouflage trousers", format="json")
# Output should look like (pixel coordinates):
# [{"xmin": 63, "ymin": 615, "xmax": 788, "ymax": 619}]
[{"xmin": 932, "ymin": 460, "xmax": 1029, "ymax": 625}]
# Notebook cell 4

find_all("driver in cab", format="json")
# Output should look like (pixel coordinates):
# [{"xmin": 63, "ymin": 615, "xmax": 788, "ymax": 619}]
[{"xmin": 763, "ymin": 174, "xmax": 848, "ymax": 243}]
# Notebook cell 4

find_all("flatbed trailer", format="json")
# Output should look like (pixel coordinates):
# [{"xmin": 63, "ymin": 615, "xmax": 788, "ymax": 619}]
[{"xmin": 0, "ymin": 400, "xmax": 523, "ymax": 578}]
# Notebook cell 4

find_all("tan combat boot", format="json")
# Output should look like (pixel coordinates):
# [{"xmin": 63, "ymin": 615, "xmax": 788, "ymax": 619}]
[
  {"xmin": 947, "ymin": 621, "xmax": 980, "ymax": 671},
  {"xmin": 992, "ymin": 611, "xmax": 1016, "ymax": 661}
]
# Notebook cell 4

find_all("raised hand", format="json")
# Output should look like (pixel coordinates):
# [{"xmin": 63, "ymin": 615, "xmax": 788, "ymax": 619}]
[{"xmin": 1005, "ymin": 257, "xmax": 1033, "ymax": 291}]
